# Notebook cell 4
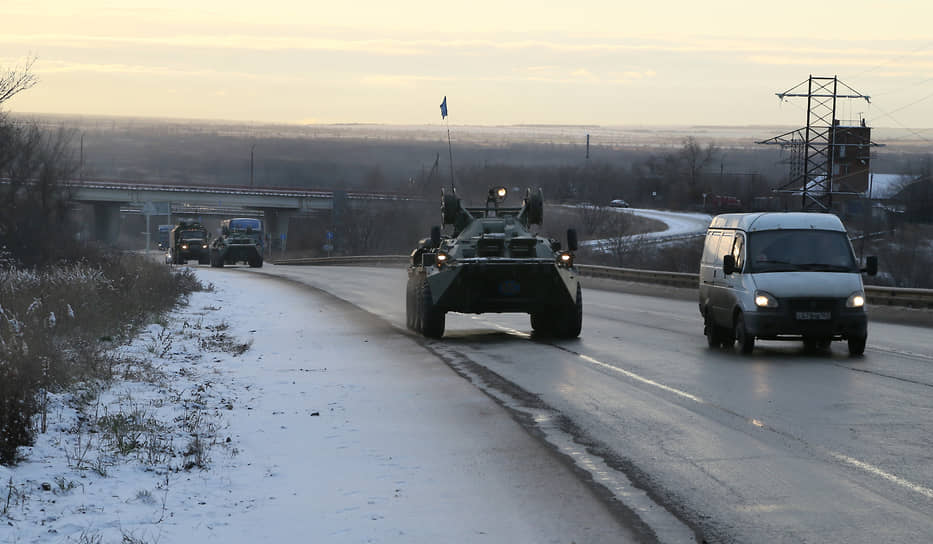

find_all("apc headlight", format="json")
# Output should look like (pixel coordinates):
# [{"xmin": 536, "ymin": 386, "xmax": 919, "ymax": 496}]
[
  {"xmin": 754, "ymin": 290, "xmax": 779, "ymax": 308},
  {"xmin": 202, "ymin": 244, "xmax": 208, "ymax": 249},
  {"xmin": 557, "ymin": 251, "xmax": 574, "ymax": 268},
  {"xmin": 181, "ymin": 244, "xmax": 188, "ymax": 250},
  {"xmin": 435, "ymin": 252, "xmax": 449, "ymax": 267},
  {"xmin": 846, "ymin": 292, "xmax": 866, "ymax": 308}
]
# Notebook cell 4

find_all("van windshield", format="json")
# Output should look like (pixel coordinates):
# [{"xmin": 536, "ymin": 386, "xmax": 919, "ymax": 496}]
[{"xmin": 747, "ymin": 230, "xmax": 858, "ymax": 273}]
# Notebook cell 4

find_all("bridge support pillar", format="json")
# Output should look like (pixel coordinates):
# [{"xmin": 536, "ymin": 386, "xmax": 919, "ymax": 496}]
[
  {"xmin": 262, "ymin": 209, "xmax": 296, "ymax": 256},
  {"xmin": 92, "ymin": 203, "xmax": 122, "ymax": 244}
]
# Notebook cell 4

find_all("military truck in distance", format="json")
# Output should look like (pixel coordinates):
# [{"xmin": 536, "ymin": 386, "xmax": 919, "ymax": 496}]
[
  {"xmin": 406, "ymin": 187, "xmax": 582, "ymax": 339},
  {"xmin": 168, "ymin": 221, "xmax": 209, "ymax": 265},
  {"xmin": 210, "ymin": 218, "xmax": 264, "ymax": 268}
]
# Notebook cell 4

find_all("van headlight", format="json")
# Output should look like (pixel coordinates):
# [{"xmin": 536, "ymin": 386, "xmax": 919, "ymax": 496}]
[
  {"xmin": 754, "ymin": 290, "xmax": 779, "ymax": 308},
  {"xmin": 846, "ymin": 292, "xmax": 866, "ymax": 308}
]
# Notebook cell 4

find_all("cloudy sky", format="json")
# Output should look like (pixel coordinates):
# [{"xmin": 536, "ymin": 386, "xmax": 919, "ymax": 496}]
[{"xmin": 2, "ymin": 0, "xmax": 932, "ymax": 129}]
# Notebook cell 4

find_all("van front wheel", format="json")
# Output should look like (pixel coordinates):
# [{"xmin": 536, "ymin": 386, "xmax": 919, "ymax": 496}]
[
  {"xmin": 734, "ymin": 312, "xmax": 755, "ymax": 354},
  {"xmin": 848, "ymin": 335, "xmax": 867, "ymax": 357}
]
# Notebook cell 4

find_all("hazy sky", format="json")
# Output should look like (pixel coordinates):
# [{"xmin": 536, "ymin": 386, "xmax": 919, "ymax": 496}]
[{"xmin": 3, "ymin": 0, "xmax": 933, "ymax": 130}]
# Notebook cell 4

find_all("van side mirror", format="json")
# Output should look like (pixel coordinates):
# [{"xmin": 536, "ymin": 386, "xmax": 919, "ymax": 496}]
[
  {"xmin": 723, "ymin": 254, "xmax": 736, "ymax": 275},
  {"xmin": 863, "ymin": 255, "xmax": 878, "ymax": 276}
]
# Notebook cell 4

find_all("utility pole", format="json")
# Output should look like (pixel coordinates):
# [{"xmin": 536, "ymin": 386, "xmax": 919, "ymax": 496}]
[
  {"xmin": 79, "ymin": 132, "xmax": 85, "ymax": 182},
  {"xmin": 250, "ymin": 143, "xmax": 256, "ymax": 187}
]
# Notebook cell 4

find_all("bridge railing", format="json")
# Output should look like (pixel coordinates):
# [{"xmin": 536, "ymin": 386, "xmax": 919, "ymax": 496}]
[{"xmin": 271, "ymin": 255, "xmax": 933, "ymax": 309}]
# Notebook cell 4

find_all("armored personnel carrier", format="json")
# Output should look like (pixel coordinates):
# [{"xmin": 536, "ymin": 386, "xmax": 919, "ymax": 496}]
[
  {"xmin": 168, "ymin": 221, "xmax": 209, "ymax": 265},
  {"xmin": 406, "ymin": 187, "xmax": 582, "ymax": 339},
  {"xmin": 210, "ymin": 218, "xmax": 264, "ymax": 268}
]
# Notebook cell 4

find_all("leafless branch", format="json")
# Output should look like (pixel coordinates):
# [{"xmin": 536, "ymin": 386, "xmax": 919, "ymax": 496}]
[{"xmin": 0, "ymin": 56, "xmax": 38, "ymax": 107}]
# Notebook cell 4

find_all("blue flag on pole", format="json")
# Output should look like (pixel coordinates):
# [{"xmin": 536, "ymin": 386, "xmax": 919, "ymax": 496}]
[{"xmin": 440, "ymin": 96, "xmax": 448, "ymax": 119}]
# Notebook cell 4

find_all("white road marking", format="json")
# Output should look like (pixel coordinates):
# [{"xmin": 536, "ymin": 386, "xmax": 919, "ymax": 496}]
[
  {"xmin": 487, "ymin": 319, "xmax": 933, "ymax": 502},
  {"xmin": 577, "ymin": 354, "xmax": 705, "ymax": 404},
  {"xmin": 831, "ymin": 453, "xmax": 933, "ymax": 500}
]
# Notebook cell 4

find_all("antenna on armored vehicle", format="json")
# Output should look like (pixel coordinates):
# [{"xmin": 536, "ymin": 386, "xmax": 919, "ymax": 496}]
[{"xmin": 440, "ymin": 96, "xmax": 455, "ymax": 191}]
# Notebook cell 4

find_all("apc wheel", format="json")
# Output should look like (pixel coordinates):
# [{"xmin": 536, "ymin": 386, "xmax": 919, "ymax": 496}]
[
  {"xmin": 198, "ymin": 255, "xmax": 209, "ymax": 265},
  {"xmin": 555, "ymin": 284, "xmax": 582, "ymax": 338},
  {"xmin": 734, "ymin": 312, "xmax": 755, "ymax": 354},
  {"xmin": 530, "ymin": 312, "xmax": 555, "ymax": 337},
  {"xmin": 420, "ymin": 279, "xmax": 445, "ymax": 339},
  {"xmin": 210, "ymin": 251, "xmax": 223, "ymax": 268},
  {"xmin": 405, "ymin": 277, "xmax": 416, "ymax": 330},
  {"xmin": 848, "ymin": 335, "xmax": 867, "ymax": 357},
  {"xmin": 248, "ymin": 256, "xmax": 263, "ymax": 268}
]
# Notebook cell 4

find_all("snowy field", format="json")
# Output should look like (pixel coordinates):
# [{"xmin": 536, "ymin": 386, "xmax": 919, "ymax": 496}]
[{"xmin": 2, "ymin": 269, "xmax": 637, "ymax": 543}]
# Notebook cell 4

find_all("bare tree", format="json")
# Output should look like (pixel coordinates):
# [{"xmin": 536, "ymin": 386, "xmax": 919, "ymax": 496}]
[
  {"xmin": 0, "ymin": 57, "xmax": 80, "ymax": 266},
  {"xmin": 0, "ymin": 56, "xmax": 38, "ymax": 108}
]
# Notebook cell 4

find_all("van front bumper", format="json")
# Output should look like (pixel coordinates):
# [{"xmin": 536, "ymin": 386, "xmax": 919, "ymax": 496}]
[{"xmin": 745, "ymin": 307, "xmax": 867, "ymax": 340}]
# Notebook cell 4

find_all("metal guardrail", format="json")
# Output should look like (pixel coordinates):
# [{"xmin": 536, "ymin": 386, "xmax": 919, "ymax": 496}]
[
  {"xmin": 274, "ymin": 255, "xmax": 409, "ymax": 267},
  {"xmin": 575, "ymin": 264, "xmax": 698, "ymax": 288},
  {"xmin": 272, "ymin": 255, "xmax": 933, "ymax": 309},
  {"xmin": 864, "ymin": 285, "xmax": 933, "ymax": 309}
]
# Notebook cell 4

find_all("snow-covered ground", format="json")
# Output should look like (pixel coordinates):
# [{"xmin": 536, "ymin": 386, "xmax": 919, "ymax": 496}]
[
  {"xmin": 2, "ymin": 269, "xmax": 637, "ymax": 543},
  {"xmin": 579, "ymin": 208, "xmax": 711, "ymax": 251}
]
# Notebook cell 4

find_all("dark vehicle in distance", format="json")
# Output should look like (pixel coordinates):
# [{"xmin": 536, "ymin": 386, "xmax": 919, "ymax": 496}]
[
  {"xmin": 210, "ymin": 218, "xmax": 264, "ymax": 268},
  {"xmin": 168, "ymin": 221, "xmax": 209, "ymax": 265},
  {"xmin": 157, "ymin": 224, "xmax": 172, "ymax": 250},
  {"xmin": 406, "ymin": 186, "xmax": 582, "ymax": 339}
]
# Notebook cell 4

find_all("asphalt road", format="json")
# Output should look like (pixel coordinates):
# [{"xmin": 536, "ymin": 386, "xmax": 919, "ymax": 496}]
[{"xmin": 242, "ymin": 264, "xmax": 933, "ymax": 543}]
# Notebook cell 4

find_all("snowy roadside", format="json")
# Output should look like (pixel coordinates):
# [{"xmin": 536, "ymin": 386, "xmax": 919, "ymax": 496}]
[{"xmin": 2, "ymin": 269, "xmax": 639, "ymax": 543}]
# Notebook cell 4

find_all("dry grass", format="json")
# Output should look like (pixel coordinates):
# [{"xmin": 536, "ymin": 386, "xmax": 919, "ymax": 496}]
[{"xmin": 0, "ymin": 253, "xmax": 205, "ymax": 464}]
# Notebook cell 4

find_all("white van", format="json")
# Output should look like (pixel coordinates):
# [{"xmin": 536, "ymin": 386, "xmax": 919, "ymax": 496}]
[{"xmin": 698, "ymin": 212, "xmax": 878, "ymax": 356}]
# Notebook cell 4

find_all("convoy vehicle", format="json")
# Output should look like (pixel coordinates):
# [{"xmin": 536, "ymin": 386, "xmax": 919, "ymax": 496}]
[
  {"xmin": 210, "ymin": 218, "xmax": 264, "ymax": 268},
  {"xmin": 168, "ymin": 221, "xmax": 209, "ymax": 265},
  {"xmin": 698, "ymin": 212, "xmax": 878, "ymax": 356},
  {"xmin": 406, "ymin": 186, "xmax": 582, "ymax": 339},
  {"xmin": 157, "ymin": 224, "xmax": 172, "ymax": 250},
  {"xmin": 609, "ymin": 199, "xmax": 630, "ymax": 208}
]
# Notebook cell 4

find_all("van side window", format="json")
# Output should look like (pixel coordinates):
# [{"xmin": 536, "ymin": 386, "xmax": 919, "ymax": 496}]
[
  {"xmin": 719, "ymin": 232, "xmax": 734, "ymax": 263},
  {"xmin": 732, "ymin": 232, "xmax": 745, "ymax": 271},
  {"xmin": 702, "ymin": 231, "xmax": 722, "ymax": 264}
]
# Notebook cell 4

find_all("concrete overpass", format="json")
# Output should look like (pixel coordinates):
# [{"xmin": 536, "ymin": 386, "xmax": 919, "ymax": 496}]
[{"xmin": 65, "ymin": 179, "xmax": 422, "ymax": 249}]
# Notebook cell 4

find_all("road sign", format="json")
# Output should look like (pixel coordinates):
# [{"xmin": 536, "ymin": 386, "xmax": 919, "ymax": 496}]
[
  {"xmin": 322, "ymin": 244, "xmax": 334, "ymax": 252},
  {"xmin": 141, "ymin": 201, "xmax": 157, "ymax": 215},
  {"xmin": 326, "ymin": 230, "xmax": 335, "ymax": 241}
]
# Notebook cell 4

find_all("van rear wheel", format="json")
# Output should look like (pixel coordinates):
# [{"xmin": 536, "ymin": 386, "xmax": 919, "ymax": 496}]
[
  {"xmin": 734, "ymin": 312, "xmax": 754, "ymax": 354},
  {"xmin": 704, "ymin": 311, "xmax": 733, "ymax": 348}
]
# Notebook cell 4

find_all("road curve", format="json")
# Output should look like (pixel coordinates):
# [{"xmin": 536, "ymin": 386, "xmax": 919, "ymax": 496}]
[{"xmin": 244, "ymin": 264, "xmax": 933, "ymax": 543}]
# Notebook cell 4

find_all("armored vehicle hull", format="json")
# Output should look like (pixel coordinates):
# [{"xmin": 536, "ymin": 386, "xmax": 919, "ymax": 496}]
[
  {"xmin": 210, "ymin": 218, "xmax": 264, "ymax": 268},
  {"xmin": 406, "ymin": 187, "xmax": 581, "ymax": 339}
]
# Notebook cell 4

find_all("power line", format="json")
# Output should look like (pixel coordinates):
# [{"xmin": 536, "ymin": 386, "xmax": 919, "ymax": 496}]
[{"xmin": 849, "ymin": 40, "xmax": 933, "ymax": 79}]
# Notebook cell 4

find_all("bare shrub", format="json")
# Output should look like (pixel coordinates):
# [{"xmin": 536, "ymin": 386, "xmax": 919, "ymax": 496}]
[{"xmin": 0, "ymin": 257, "xmax": 206, "ymax": 465}]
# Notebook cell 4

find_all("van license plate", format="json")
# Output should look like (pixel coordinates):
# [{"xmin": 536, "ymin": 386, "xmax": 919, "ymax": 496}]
[{"xmin": 796, "ymin": 311, "xmax": 831, "ymax": 321}]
